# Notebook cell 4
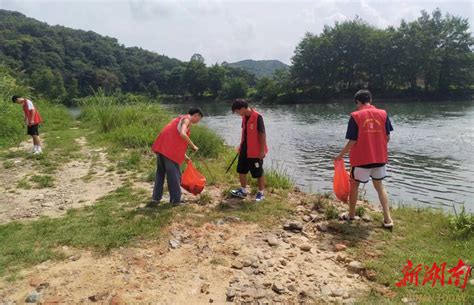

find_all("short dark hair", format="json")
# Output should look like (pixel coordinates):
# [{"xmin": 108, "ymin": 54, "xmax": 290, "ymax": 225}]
[
  {"xmin": 231, "ymin": 99, "xmax": 249, "ymax": 112},
  {"xmin": 188, "ymin": 107, "xmax": 204, "ymax": 117},
  {"xmin": 11, "ymin": 95, "xmax": 20, "ymax": 103},
  {"xmin": 354, "ymin": 90, "xmax": 372, "ymax": 104}
]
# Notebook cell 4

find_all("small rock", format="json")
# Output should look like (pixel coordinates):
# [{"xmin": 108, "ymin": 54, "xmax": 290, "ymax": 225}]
[
  {"xmin": 470, "ymin": 279, "xmax": 474, "ymax": 286},
  {"xmin": 316, "ymin": 223, "xmax": 328, "ymax": 232},
  {"xmin": 348, "ymin": 261, "xmax": 364, "ymax": 273},
  {"xmin": 267, "ymin": 236, "xmax": 279, "ymax": 247},
  {"xmin": 226, "ymin": 288, "xmax": 236, "ymax": 302},
  {"xmin": 241, "ymin": 259, "xmax": 252, "ymax": 267},
  {"xmin": 284, "ymin": 221, "xmax": 303, "ymax": 232},
  {"xmin": 401, "ymin": 298, "xmax": 409, "ymax": 303},
  {"xmin": 365, "ymin": 269, "xmax": 377, "ymax": 281},
  {"xmin": 331, "ymin": 288, "xmax": 345, "ymax": 297},
  {"xmin": 334, "ymin": 244, "xmax": 347, "ymax": 252},
  {"xmin": 216, "ymin": 219, "xmax": 225, "ymax": 226},
  {"xmin": 302, "ymin": 215, "xmax": 312, "ymax": 222},
  {"xmin": 362, "ymin": 215, "xmax": 372, "ymax": 222},
  {"xmin": 224, "ymin": 216, "xmax": 241, "ymax": 222},
  {"xmin": 336, "ymin": 254, "xmax": 346, "ymax": 262},
  {"xmin": 25, "ymin": 291, "xmax": 41, "ymax": 303},
  {"xmin": 109, "ymin": 295, "xmax": 126, "ymax": 305},
  {"xmin": 320, "ymin": 285, "xmax": 332, "ymax": 296},
  {"xmin": 200, "ymin": 283, "xmax": 210, "ymax": 294},
  {"xmin": 209, "ymin": 298, "xmax": 214, "ymax": 303},
  {"xmin": 88, "ymin": 292, "xmax": 109, "ymax": 302},
  {"xmin": 169, "ymin": 239, "xmax": 180, "ymax": 249},
  {"xmin": 271, "ymin": 281, "xmax": 285, "ymax": 294},
  {"xmin": 69, "ymin": 254, "xmax": 81, "ymax": 261},
  {"xmin": 300, "ymin": 244, "xmax": 312, "ymax": 252},
  {"xmin": 287, "ymin": 284, "xmax": 296, "ymax": 291},
  {"xmin": 42, "ymin": 296, "xmax": 64, "ymax": 305}
]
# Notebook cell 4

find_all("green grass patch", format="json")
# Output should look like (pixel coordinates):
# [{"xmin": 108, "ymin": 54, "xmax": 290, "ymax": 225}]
[
  {"xmin": 0, "ymin": 186, "xmax": 176, "ymax": 277},
  {"xmin": 16, "ymin": 178, "xmax": 32, "ymax": 189},
  {"xmin": 349, "ymin": 207, "xmax": 474, "ymax": 304},
  {"xmin": 30, "ymin": 175, "xmax": 54, "ymax": 188}
]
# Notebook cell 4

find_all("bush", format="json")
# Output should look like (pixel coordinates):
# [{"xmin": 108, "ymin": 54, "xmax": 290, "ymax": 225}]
[{"xmin": 449, "ymin": 205, "xmax": 474, "ymax": 238}]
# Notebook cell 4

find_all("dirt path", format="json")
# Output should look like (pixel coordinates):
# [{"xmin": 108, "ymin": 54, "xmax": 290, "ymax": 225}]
[
  {"xmin": 0, "ymin": 136, "xmax": 123, "ymax": 224},
  {"xmin": 0, "ymin": 136, "xmax": 383, "ymax": 304}
]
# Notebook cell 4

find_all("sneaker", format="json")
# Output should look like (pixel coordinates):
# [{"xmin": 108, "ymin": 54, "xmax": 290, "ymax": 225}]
[
  {"xmin": 145, "ymin": 200, "xmax": 160, "ymax": 208},
  {"xmin": 255, "ymin": 192, "xmax": 265, "ymax": 202},
  {"xmin": 230, "ymin": 189, "xmax": 248, "ymax": 198}
]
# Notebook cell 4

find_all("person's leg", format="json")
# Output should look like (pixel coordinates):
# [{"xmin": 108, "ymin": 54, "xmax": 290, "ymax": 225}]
[
  {"xmin": 33, "ymin": 135, "xmax": 42, "ymax": 152},
  {"xmin": 348, "ymin": 179, "xmax": 360, "ymax": 219},
  {"xmin": 372, "ymin": 179, "xmax": 392, "ymax": 224},
  {"xmin": 152, "ymin": 154, "xmax": 166, "ymax": 202},
  {"xmin": 239, "ymin": 174, "xmax": 247, "ymax": 189},
  {"xmin": 257, "ymin": 176, "xmax": 265, "ymax": 192},
  {"xmin": 163, "ymin": 156, "xmax": 182, "ymax": 204}
]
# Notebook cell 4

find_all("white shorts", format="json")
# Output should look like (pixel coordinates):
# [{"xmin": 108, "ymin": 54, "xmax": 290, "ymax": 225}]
[{"xmin": 351, "ymin": 165, "xmax": 387, "ymax": 183}]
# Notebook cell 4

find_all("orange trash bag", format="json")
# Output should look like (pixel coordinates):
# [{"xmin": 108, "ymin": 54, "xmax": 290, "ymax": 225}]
[
  {"xmin": 181, "ymin": 160, "xmax": 206, "ymax": 195},
  {"xmin": 333, "ymin": 159, "xmax": 350, "ymax": 203}
]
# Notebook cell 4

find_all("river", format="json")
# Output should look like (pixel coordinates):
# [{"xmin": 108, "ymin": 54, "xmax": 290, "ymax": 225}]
[{"xmin": 164, "ymin": 99, "xmax": 474, "ymax": 213}]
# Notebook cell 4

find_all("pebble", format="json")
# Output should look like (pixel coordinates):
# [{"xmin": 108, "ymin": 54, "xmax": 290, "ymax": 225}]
[
  {"xmin": 25, "ymin": 291, "xmax": 41, "ymax": 303},
  {"xmin": 226, "ymin": 288, "xmax": 236, "ymax": 302},
  {"xmin": 169, "ymin": 239, "xmax": 180, "ymax": 249},
  {"xmin": 334, "ymin": 244, "xmax": 347, "ymax": 252},
  {"xmin": 231, "ymin": 261, "xmax": 243, "ymax": 269},
  {"xmin": 300, "ymin": 244, "xmax": 311, "ymax": 252},
  {"xmin": 348, "ymin": 261, "xmax": 364, "ymax": 273},
  {"xmin": 316, "ymin": 223, "xmax": 328, "ymax": 232},
  {"xmin": 271, "ymin": 281, "xmax": 285, "ymax": 294}
]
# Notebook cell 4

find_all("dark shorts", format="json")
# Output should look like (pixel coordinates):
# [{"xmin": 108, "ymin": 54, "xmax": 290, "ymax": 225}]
[
  {"xmin": 237, "ymin": 152, "xmax": 264, "ymax": 178},
  {"xmin": 27, "ymin": 124, "xmax": 39, "ymax": 136}
]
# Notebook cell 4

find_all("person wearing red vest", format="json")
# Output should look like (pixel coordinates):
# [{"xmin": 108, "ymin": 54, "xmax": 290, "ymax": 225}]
[
  {"xmin": 12, "ymin": 95, "xmax": 43, "ymax": 154},
  {"xmin": 149, "ymin": 108, "xmax": 203, "ymax": 206},
  {"xmin": 335, "ymin": 90, "xmax": 394, "ymax": 228},
  {"xmin": 230, "ymin": 99, "xmax": 268, "ymax": 202}
]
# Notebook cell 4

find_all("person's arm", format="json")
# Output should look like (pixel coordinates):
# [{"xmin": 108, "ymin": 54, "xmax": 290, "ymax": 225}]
[
  {"xmin": 335, "ymin": 116, "xmax": 358, "ymax": 160},
  {"xmin": 258, "ymin": 132, "xmax": 266, "ymax": 159},
  {"xmin": 335, "ymin": 140, "xmax": 356, "ymax": 160},
  {"xmin": 180, "ymin": 118, "xmax": 198, "ymax": 151},
  {"xmin": 29, "ymin": 108, "xmax": 36, "ymax": 126}
]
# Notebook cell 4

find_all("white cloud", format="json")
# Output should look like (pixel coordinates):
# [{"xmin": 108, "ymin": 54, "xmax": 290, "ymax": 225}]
[{"xmin": 0, "ymin": 0, "xmax": 472, "ymax": 64}]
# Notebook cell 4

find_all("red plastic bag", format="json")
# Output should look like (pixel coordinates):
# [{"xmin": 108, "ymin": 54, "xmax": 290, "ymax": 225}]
[
  {"xmin": 181, "ymin": 160, "xmax": 206, "ymax": 195},
  {"xmin": 333, "ymin": 159, "xmax": 350, "ymax": 203}
]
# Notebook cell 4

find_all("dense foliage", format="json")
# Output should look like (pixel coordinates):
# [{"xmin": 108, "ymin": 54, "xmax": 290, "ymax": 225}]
[
  {"xmin": 0, "ymin": 10, "xmax": 254, "ymax": 102},
  {"xmin": 287, "ymin": 10, "xmax": 473, "ymax": 99}
]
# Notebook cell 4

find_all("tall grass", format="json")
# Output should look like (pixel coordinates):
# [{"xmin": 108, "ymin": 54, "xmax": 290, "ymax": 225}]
[
  {"xmin": 0, "ymin": 66, "xmax": 30, "ymax": 148},
  {"xmin": 79, "ymin": 91, "xmax": 225, "ymax": 159}
]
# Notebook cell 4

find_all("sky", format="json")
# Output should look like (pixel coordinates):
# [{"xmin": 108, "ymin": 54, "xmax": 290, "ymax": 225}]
[{"xmin": 1, "ymin": 0, "xmax": 472, "ymax": 65}]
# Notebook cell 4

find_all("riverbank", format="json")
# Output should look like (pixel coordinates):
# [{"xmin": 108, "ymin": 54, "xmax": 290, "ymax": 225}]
[{"xmin": 0, "ymin": 100, "xmax": 472, "ymax": 304}]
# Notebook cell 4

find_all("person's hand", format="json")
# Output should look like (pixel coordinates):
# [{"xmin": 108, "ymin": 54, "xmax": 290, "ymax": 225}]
[
  {"xmin": 29, "ymin": 120, "xmax": 34, "ymax": 126},
  {"xmin": 185, "ymin": 154, "xmax": 191, "ymax": 161},
  {"xmin": 192, "ymin": 145, "xmax": 199, "ymax": 152},
  {"xmin": 334, "ymin": 153, "xmax": 344, "ymax": 161},
  {"xmin": 258, "ymin": 151, "xmax": 266, "ymax": 159},
  {"xmin": 235, "ymin": 146, "xmax": 240, "ymax": 153}
]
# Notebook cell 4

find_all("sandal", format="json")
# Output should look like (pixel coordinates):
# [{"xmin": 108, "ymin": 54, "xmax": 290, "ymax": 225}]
[{"xmin": 383, "ymin": 219, "xmax": 394, "ymax": 229}]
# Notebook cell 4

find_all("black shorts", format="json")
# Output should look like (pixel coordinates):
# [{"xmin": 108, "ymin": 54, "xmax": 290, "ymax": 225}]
[
  {"xmin": 237, "ymin": 152, "xmax": 264, "ymax": 178},
  {"xmin": 27, "ymin": 124, "xmax": 39, "ymax": 136}
]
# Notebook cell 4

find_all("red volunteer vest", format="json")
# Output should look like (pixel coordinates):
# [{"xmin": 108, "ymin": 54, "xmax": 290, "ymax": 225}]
[
  {"xmin": 22, "ymin": 100, "xmax": 42, "ymax": 126},
  {"xmin": 151, "ymin": 115, "xmax": 191, "ymax": 165},
  {"xmin": 349, "ymin": 104, "xmax": 388, "ymax": 167},
  {"xmin": 240, "ymin": 109, "xmax": 268, "ymax": 158}
]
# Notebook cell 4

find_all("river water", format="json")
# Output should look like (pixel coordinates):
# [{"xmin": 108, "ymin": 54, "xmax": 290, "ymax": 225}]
[{"xmin": 165, "ymin": 99, "xmax": 474, "ymax": 212}]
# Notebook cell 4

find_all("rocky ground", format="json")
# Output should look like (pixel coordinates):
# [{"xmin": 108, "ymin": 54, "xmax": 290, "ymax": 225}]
[
  {"xmin": 0, "ymin": 139, "xmax": 390, "ymax": 304},
  {"xmin": 0, "ymin": 136, "xmax": 123, "ymax": 224}
]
